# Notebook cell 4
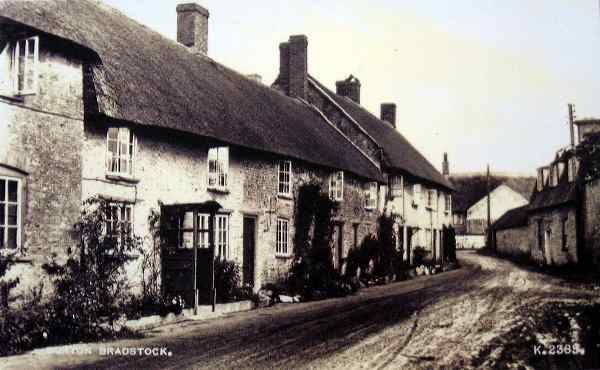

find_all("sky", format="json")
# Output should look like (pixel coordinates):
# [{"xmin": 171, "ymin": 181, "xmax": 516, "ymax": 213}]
[{"xmin": 103, "ymin": 0, "xmax": 600, "ymax": 176}]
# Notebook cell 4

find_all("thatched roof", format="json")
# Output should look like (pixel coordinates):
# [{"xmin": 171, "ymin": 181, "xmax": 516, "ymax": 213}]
[
  {"xmin": 0, "ymin": 0, "xmax": 382, "ymax": 182},
  {"xmin": 449, "ymin": 174, "xmax": 535, "ymax": 213},
  {"xmin": 492, "ymin": 205, "xmax": 529, "ymax": 231},
  {"xmin": 307, "ymin": 77, "xmax": 453, "ymax": 191}
]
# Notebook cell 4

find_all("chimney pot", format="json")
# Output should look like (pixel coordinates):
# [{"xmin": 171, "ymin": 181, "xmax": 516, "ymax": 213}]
[
  {"xmin": 177, "ymin": 3, "xmax": 209, "ymax": 55},
  {"xmin": 380, "ymin": 103, "xmax": 397, "ymax": 128},
  {"xmin": 336, "ymin": 75, "xmax": 361, "ymax": 104}
]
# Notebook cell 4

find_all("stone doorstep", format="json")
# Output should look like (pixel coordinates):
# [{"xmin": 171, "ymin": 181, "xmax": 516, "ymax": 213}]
[{"xmin": 124, "ymin": 300, "xmax": 256, "ymax": 331}]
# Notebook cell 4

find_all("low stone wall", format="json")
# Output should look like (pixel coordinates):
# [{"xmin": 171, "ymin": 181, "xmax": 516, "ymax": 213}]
[{"xmin": 495, "ymin": 226, "xmax": 530, "ymax": 260}]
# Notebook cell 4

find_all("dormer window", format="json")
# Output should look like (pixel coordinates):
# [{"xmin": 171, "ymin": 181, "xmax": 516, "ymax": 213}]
[
  {"xmin": 106, "ymin": 127, "xmax": 137, "ymax": 177},
  {"xmin": 1, "ymin": 36, "xmax": 39, "ymax": 96},
  {"xmin": 329, "ymin": 171, "xmax": 344, "ymax": 202},
  {"xmin": 568, "ymin": 157, "xmax": 578, "ymax": 182},
  {"xmin": 208, "ymin": 147, "xmax": 229, "ymax": 190}
]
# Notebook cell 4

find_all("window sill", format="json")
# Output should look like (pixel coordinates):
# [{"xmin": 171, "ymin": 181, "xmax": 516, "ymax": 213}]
[
  {"xmin": 106, "ymin": 174, "xmax": 140, "ymax": 184},
  {"xmin": 208, "ymin": 187, "xmax": 230, "ymax": 194},
  {"xmin": 278, "ymin": 194, "xmax": 293, "ymax": 200},
  {"xmin": 275, "ymin": 254, "xmax": 293, "ymax": 259},
  {"xmin": 364, "ymin": 206, "xmax": 376, "ymax": 212}
]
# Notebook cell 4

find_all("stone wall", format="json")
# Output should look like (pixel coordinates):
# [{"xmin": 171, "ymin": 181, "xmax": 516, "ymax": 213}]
[
  {"xmin": 495, "ymin": 226, "xmax": 530, "ymax": 259},
  {"xmin": 82, "ymin": 122, "xmax": 380, "ymax": 291},
  {"xmin": 528, "ymin": 206, "xmax": 578, "ymax": 266},
  {"xmin": 583, "ymin": 178, "xmax": 600, "ymax": 266},
  {"xmin": 0, "ymin": 36, "xmax": 85, "ymax": 296}
]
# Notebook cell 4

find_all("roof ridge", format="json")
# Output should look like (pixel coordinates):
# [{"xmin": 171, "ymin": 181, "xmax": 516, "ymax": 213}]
[
  {"xmin": 307, "ymin": 76, "xmax": 381, "ymax": 149},
  {"xmin": 302, "ymin": 99, "xmax": 382, "ymax": 173}
]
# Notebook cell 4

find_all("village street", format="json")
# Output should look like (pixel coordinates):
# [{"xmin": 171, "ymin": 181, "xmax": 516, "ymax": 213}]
[{"xmin": 3, "ymin": 251, "xmax": 600, "ymax": 370}]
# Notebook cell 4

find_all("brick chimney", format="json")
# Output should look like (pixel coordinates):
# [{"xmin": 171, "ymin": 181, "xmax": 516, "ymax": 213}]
[
  {"xmin": 380, "ymin": 103, "xmax": 397, "ymax": 128},
  {"xmin": 442, "ymin": 152, "xmax": 450, "ymax": 177},
  {"xmin": 280, "ymin": 35, "xmax": 309, "ymax": 100},
  {"xmin": 336, "ymin": 75, "xmax": 361, "ymax": 104},
  {"xmin": 177, "ymin": 3, "xmax": 209, "ymax": 55}
]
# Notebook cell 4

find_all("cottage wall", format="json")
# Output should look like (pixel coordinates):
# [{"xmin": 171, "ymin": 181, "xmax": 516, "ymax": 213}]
[
  {"xmin": 528, "ymin": 207, "xmax": 578, "ymax": 266},
  {"xmin": 384, "ymin": 177, "xmax": 452, "ymax": 262},
  {"xmin": 82, "ymin": 122, "xmax": 379, "ymax": 291},
  {"xmin": 496, "ymin": 226, "xmax": 530, "ymax": 259},
  {"xmin": 583, "ymin": 178, "xmax": 600, "ymax": 266},
  {"xmin": 0, "ymin": 37, "xmax": 84, "ymax": 295}
]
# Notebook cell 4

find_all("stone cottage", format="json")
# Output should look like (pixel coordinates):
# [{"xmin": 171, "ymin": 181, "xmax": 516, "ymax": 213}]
[
  {"xmin": 273, "ymin": 36, "xmax": 454, "ymax": 264},
  {"xmin": 0, "ymin": 0, "xmax": 452, "ymax": 303}
]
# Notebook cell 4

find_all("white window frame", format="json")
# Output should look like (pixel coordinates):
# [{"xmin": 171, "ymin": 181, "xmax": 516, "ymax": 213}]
[
  {"xmin": 9, "ymin": 36, "xmax": 39, "ymax": 96},
  {"xmin": 105, "ymin": 203, "xmax": 134, "ymax": 244},
  {"xmin": 278, "ymin": 160, "xmax": 293, "ymax": 196},
  {"xmin": 329, "ymin": 171, "xmax": 344, "ymax": 202},
  {"xmin": 276, "ymin": 218, "xmax": 291, "ymax": 257},
  {"xmin": 413, "ymin": 184, "xmax": 421, "ymax": 207},
  {"xmin": 215, "ymin": 214, "xmax": 229, "ymax": 259},
  {"xmin": 364, "ymin": 182, "xmax": 378, "ymax": 210},
  {"xmin": 444, "ymin": 194, "xmax": 451, "ymax": 214},
  {"xmin": 208, "ymin": 147, "xmax": 229, "ymax": 190},
  {"xmin": 0, "ymin": 177, "xmax": 21, "ymax": 250},
  {"xmin": 106, "ymin": 127, "xmax": 137, "ymax": 177},
  {"xmin": 426, "ymin": 189, "xmax": 436, "ymax": 209}
]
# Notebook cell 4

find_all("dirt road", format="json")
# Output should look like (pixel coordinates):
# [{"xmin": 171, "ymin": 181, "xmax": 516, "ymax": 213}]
[{"xmin": 4, "ymin": 251, "xmax": 600, "ymax": 369}]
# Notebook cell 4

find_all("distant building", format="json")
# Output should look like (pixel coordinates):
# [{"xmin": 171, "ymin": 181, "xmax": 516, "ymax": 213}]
[{"xmin": 448, "ymin": 169, "xmax": 535, "ymax": 249}]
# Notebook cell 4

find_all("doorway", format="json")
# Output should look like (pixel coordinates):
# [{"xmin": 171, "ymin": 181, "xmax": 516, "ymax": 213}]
[{"xmin": 243, "ymin": 217, "xmax": 257, "ymax": 287}]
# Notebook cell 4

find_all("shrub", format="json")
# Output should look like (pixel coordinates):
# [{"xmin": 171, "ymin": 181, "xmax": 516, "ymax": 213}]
[
  {"xmin": 214, "ymin": 258, "xmax": 241, "ymax": 303},
  {"xmin": 413, "ymin": 246, "xmax": 430, "ymax": 266},
  {"xmin": 0, "ymin": 253, "xmax": 19, "ymax": 309},
  {"xmin": 42, "ymin": 197, "xmax": 141, "ymax": 341},
  {"xmin": 140, "ymin": 207, "xmax": 162, "ymax": 309},
  {"xmin": 285, "ymin": 183, "xmax": 350, "ymax": 300}
]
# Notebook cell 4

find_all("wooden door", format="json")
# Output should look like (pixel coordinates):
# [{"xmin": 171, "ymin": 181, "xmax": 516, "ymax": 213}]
[{"xmin": 243, "ymin": 217, "xmax": 256, "ymax": 287}]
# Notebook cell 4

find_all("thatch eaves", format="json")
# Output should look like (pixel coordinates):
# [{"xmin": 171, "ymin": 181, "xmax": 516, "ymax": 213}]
[{"xmin": 0, "ymin": 0, "xmax": 383, "ymax": 182}]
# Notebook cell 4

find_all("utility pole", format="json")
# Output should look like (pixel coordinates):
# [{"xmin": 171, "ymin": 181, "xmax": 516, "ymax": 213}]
[
  {"xmin": 568, "ymin": 103, "xmax": 576, "ymax": 147},
  {"xmin": 486, "ymin": 164, "xmax": 492, "ymax": 250}
]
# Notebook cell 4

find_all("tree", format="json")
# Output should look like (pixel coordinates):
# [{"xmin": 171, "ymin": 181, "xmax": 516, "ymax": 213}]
[{"xmin": 577, "ymin": 132, "xmax": 600, "ymax": 181}]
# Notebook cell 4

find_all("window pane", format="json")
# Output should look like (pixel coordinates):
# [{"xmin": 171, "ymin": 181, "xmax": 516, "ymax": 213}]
[
  {"xmin": 7, "ymin": 228, "xmax": 17, "ymax": 249},
  {"xmin": 182, "ymin": 212, "xmax": 194, "ymax": 229},
  {"xmin": 0, "ymin": 227, "xmax": 3, "ymax": 248},
  {"xmin": 182, "ymin": 231, "xmax": 193, "ymax": 249},
  {"xmin": 0, "ymin": 203, "xmax": 4, "ymax": 225},
  {"xmin": 0, "ymin": 179, "xmax": 5, "ymax": 200},
  {"xmin": 7, "ymin": 204, "xmax": 17, "ymax": 226},
  {"xmin": 8, "ymin": 181, "xmax": 17, "ymax": 202}
]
